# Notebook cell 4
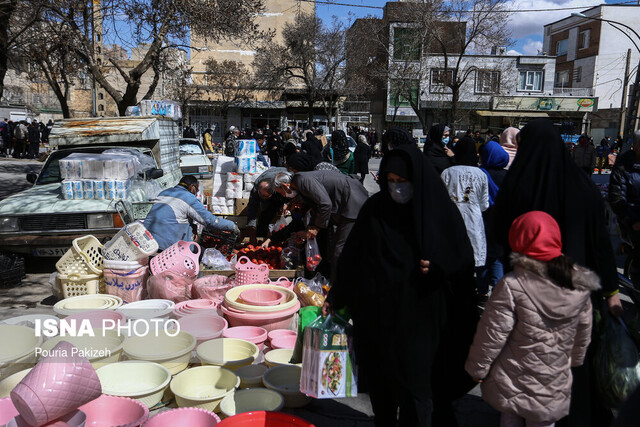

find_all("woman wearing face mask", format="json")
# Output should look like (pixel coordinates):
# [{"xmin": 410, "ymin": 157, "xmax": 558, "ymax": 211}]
[
  {"xmin": 324, "ymin": 144, "xmax": 478, "ymax": 426},
  {"xmin": 273, "ymin": 170, "xmax": 369, "ymax": 280},
  {"xmin": 423, "ymin": 123, "xmax": 455, "ymax": 174}
]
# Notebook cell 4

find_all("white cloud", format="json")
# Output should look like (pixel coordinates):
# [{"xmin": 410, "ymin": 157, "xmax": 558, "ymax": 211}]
[
  {"xmin": 507, "ymin": 49, "xmax": 523, "ymax": 55},
  {"xmin": 504, "ymin": 0, "xmax": 595, "ymax": 39},
  {"xmin": 522, "ymin": 39, "xmax": 543, "ymax": 55}
]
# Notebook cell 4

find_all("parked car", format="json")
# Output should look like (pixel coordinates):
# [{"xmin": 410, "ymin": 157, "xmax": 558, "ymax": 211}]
[{"xmin": 179, "ymin": 138, "xmax": 213, "ymax": 179}]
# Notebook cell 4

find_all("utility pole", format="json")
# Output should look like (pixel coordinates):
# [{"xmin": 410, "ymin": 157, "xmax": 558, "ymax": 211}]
[
  {"xmin": 620, "ymin": 49, "xmax": 632, "ymax": 138},
  {"xmin": 624, "ymin": 56, "xmax": 640, "ymax": 142}
]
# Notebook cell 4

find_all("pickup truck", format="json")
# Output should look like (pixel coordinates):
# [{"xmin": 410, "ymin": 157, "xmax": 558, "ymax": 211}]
[{"xmin": 0, "ymin": 116, "xmax": 182, "ymax": 256}]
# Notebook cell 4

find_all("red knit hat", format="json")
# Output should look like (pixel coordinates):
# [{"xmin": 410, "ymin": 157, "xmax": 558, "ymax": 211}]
[{"xmin": 509, "ymin": 211, "xmax": 563, "ymax": 261}]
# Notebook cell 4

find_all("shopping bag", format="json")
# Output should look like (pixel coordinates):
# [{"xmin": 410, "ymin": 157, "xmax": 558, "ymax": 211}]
[
  {"xmin": 300, "ymin": 314, "xmax": 357, "ymax": 399},
  {"xmin": 592, "ymin": 312, "xmax": 640, "ymax": 409},
  {"xmin": 305, "ymin": 238, "xmax": 322, "ymax": 271}
]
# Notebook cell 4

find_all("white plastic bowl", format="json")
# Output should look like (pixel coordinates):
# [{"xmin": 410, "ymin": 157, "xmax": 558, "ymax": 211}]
[
  {"xmin": 224, "ymin": 285, "xmax": 298, "ymax": 313},
  {"xmin": 196, "ymin": 338, "xmax": 259, "ymax": 371},
  {"xmin": 264, "ymin": 348, "xmax": 296, "ymax": 368},
  {"xmin": 219, "ymin": 388, "xmax": 284, "ymax": 418},
  {"xmin": 170, "ymin": 366, "xmax": 240, "ymax": 412},
  {"xmin": 235, "ymin": 364, "xmax": 268, "ymax": 389},
  {"xmin": 0, "ymin": 314, "xmax": 59, "ymax": 328},
  {"xmin": 117, "ymin": 299, "xmax": 175, "ymax": 320},
  {"xmin": 123, "ymin": 331, "xmax": 196, "ymax": 375},
  {"xmin": 97, "ymin": 361, "xmax": 172, "ymax": 409},
  {"xmin": 0, "ymin": 325, "xmax": 43, "ymax": 382},
  {"xmin": 54, "ymin": 295, "xmax": 123, "ymax": 317},
  {"xmin": 0, "ymin": 369, "xmax": 31, "ymax": 398},
  {"xmin": 262, "ymin": 365, "xmax": 311, "ymax": 408}
]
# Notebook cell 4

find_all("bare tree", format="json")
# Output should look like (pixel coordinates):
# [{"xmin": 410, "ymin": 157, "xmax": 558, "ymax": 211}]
[
  {"xmin": 32, "ymin": 0, "xmax": 267, "ymax": 116},
  {"xmin": 203, "ymin": 59, "xmax": 254, "ymax": 116},
  {"xmin": 316, "ymin": 17, "xmax": 346, "ymax": 131},
  {"xmin": 164, "ymin": 63, "xmax": 202, "ymax": 124}
]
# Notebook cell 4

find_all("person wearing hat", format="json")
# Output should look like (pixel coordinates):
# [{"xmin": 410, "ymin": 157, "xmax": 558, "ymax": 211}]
[{"xmin": 466, "ymin": 211, "xmax": 599, "ymax": 427}]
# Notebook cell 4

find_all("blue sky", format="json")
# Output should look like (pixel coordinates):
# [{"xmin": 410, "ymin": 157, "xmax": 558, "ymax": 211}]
[{"xmin": 315, "ymin": 0, "xmax": 624, "ymax": 55}]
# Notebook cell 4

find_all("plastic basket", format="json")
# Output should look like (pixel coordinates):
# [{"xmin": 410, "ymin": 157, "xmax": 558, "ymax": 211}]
[
  {"xmin": 149, "ymin": 241, "xmax": 201, "ymax": 278},
  {"xmin": 57, "ymin": 273, "xmax": 103, "ymax": 298},
  {"xmin": 0, "ymin": 257, "xmax": 25, "ymax": 289},
  {"xmin": 199, "ymin": 229, "xmax": 238, "ymax": 257},
  {"xmin": 104, "ymin": 266, "xmax": 149, "ymax": 303},
  {"xmin": 103, "ymin": 222, "xmax": 158, "ymax": 262},
  {"xmin": 269, "ymin": 276, "xmax": 293, "ymax": 290},
  {"xmin": 56, "ymin": 235, "xmax": 104, "ymax": 276},
  {"xmin": 235, "ymin": 256, "xmax": 269, "ymax": 286}
]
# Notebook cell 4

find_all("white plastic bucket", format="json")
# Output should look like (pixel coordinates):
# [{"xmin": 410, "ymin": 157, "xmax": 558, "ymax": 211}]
[{"xmin": 103, "ymin": 222, "xmax": 159, "ymax": 262}]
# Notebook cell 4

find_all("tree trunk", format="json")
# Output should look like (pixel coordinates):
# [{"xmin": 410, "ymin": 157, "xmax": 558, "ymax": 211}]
[
  {"xmin": 450, "ymin": 85, "xmax": 460, "ymax": 135},
  {"xmin": 307, "ymin": 93, "xmax": 314, "ymax": 127},
  {"xmin": 0, "ymin": 1, "xmax": 17, "ymax": 101},
  {"xmin": 117, "ymin": 81, "xmax": 142, "ymax": 116}
]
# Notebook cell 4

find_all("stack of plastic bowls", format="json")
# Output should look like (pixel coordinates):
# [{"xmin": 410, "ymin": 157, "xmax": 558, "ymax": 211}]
[
  {"xmin": 173, "ymin": 299, "xmax": 219, "ymax": 318},
  {"xmin": 221, "ymin": 285, "xmax": 300, "ymax": 332}
]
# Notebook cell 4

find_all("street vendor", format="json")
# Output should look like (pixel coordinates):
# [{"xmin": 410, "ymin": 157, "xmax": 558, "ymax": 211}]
[
  {"xmin": 144, "ymin": 176, "xmax": 238, "ymax": 250},
  {"xmin": 273, "ymin": 170, "xmax": 368, "ymax": 279},
  {"xmin": 246, "ymin": 167, "xmax": 288, "ymax": 243}
]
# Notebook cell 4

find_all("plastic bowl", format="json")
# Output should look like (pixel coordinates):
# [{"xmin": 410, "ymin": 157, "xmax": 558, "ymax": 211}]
[
  {"xmin": 239, "ymin": 289, "xmax": 285, "ymax": 307},
  {"xmin": 196, "ymin": 338, "xmax": 259, "ymax": 371},
  {"xmin": 234, "ymin": 364, "xmax": 268, "ymax": 389},
  {"xmin": 224, "ymin": 285, "xmax": 298, "ymax": 313},
  {"xmin": 78, "ymin": 394, "xmax": 149, "ymax": 427},
  {"xmin": 219, "ymin": 389, "xmax": 284, "ymax": 418},
  {"xmin": 39, "ymin": 329, "xmax": 124, "ymax": 369},
  {"xmin": 54, "ymin": 295, "xmax": 123, "ymax": 317},
  {"xmin": 117, "ymin": 299, "xmax": 175, "ymax": 320},
  {"xmin": 270, "ymin": 335, "xmax": 297, "ymax": 350},
  {"xmin": 222, "ymin": 327, "xmax": 268, "ymax": 351},
  {"xmin": 6, "ymin": 409, "xmax": 86, "ymax": 427},
  {"xmin": 177, "ymin": 314, "xmax": 228, "ymax": 348},
  {"xmin": 0, "ymin": 369, "xmax": 31, "ymax": 398},
  {"xmin": 96, "ymin": 361, "xmax": 172, "ymax": 408},
  {"xmin": 221, "ymin": 301, "xmax": 300, "ymax": 332},
  {"xmin": 0, "ymin": 397, "xmax": 18, "ymax": 425},
  {"xmin": 267, "ymin": 329, "xmax": 297, "ymax": 343},
  {"xmin": 186, "ymin": 299, "xmax": 217, "ymax": 309},
  {"xmin": 64, "ymin": 310, "xmax": 127, "ymax": 329},
  {"xmin": 170, "ymin": 366, "xmax": 240, "ymax": 412},
  {"xmin": 174, "ymin": 300, "xmax": 219, "ymax": 318},
  {"xmin": 264, "ymin": 349, "xmax": 296, "ymax": 369},
  {"xmin": 142, "ymin": 408, "xmax": 220, "ymax": 427},
  {"xmin": 0, "ymin": 325, "xmax": 43, "ymax": 381},
  {"xmin": 216, "ymin": 411, "xmax": 314, "ymax": 426},
  {"xmin": 0, "ymin": 314, "xmax": 59, "ymax": 327},
  {"xmin": 262, "ymin": 365, "xmax": 311, "ymax": 408},
  {"xmin": 123, "ymin": 331, "xmax": 196, "ymax": 375}
]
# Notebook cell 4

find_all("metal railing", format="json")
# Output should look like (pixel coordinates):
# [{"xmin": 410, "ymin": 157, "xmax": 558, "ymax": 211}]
[{"xmin": 551, "ymin": 87, "xmax": 594, "ymax": 97}]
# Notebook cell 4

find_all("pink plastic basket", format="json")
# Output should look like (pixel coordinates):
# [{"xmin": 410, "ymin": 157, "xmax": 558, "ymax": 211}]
[
  {"xmin": 235, "ymin": 256, "xmax": 269, "ymax": 286},
  {"xmin": 269, "ymin": 276, "xmax": 293, "ymax": 290},
  {"xmin": 104, "ymin": 266, "xmax": 149, "ymax": 303},
  {"xmin": 150, "ymin": 241, "xmax": 201, "ymax": 278}
]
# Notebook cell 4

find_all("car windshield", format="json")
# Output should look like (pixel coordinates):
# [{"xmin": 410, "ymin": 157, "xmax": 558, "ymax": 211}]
[
  {"xmin": 180, "ymin": 142, "xmax": 203, "ymax": 156},
  {"xmin": 36, "ymin": 147, "xmax": 156, "ymax": 185}
]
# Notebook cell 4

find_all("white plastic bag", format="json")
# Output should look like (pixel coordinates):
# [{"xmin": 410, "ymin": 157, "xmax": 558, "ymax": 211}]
[{"xmin": 202, "ymin": 248, "xmax": 232, "ymax": 270}]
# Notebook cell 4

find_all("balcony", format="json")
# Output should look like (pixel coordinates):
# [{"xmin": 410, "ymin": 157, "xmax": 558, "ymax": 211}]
[
  {"xmin": 341, "ymin": 101, "xmax": 371, "ymax": 114},
  {"xmin": 551, "ymin": 87, "xmax": 594, "ymax": 97}
]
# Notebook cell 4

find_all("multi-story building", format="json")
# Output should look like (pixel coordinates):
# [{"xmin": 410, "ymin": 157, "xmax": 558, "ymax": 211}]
[
  {"xmin": 543, "ymin": 4, "xmax": 640, "ymax": 140},
  {"xmin": 347, "ymin": 1, "xmax": 598, "ymax": 136}
]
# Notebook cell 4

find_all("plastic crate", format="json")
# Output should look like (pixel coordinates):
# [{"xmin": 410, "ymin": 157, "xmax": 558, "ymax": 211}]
[
  {"xmin": 199, "ymin": 229, "xmax": 238, "ymax": 257},
  {"xmin": 0, "ymin": 257, "xmax": 25, "ymax": 289},
  {"xmin": 56, "ymin": 235, "xmax": 104, "ymax": 275},
  {"xmin": 57, "ymin": 273, "xmax": 103, "ymax": 298}
]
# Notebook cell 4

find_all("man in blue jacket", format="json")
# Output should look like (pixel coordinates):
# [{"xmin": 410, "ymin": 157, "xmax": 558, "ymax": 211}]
[{"xmin": 144, "ymin": 176, "xmax": 238, "ymax": 250}]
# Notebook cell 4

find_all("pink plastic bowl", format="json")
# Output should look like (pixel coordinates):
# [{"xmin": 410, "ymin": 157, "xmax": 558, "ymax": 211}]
[
  {"xmin": 239, "ymin": 289, "xmax": 285, "ymax": 306},
  {"xmin": 174, "ymin": 300, "xmax": 219, "ymax": 318},
  {"xmin": 270, "ymin": 335, "xmax": 297, "ymax": 350},
  {"xmin": 267, "ymin": 329, "xmax": 297, "ymax": 343},
  {"xmin": 221, "ymin": 301, "xmax": 300, "ymax": 332},
  {"xmin": 142, "ymin": 407, "xmax": 220, "ymax": 426},
  {"xmin": 7, "ymin": 410, "xmax": 86, "ymax": 427},
  {"xmin": 78, "ymin": 394, "xmax": 149, "ymax": 427},
  {"xmin": 0, "ymin": 398, "xmax": 18, "ymax": 425},
  {"xmin": 185, "ymin": 299, "xmax": 217, "ymax": 309},
  {"xmin": 64, "ymin": 310, "xmax": 127, "ymax": 329},
  {"xmin": 177, "ymin": 314, "xmax": 228, "ymax": 347},
  {"xmin": 222, "ymin": 326, "xmax": 268, "ymax": 350}
]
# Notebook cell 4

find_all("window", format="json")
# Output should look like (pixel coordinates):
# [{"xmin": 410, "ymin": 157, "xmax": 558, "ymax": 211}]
[
  {"xmin": 389, "ymin": 79, "xmax": 419, "ymax": 107},
  {"xmin": 430, "ymin": 69, "xmax": 454, "ymax": 93},
  {"xmin": 96, "ymin": 34, "xmax": 101, "ymax": 42},
  {"xmin": 97, "ymin": 93, "xmax": 104, "ymax": 100},
  {"xmin": 393, "ymin": 27, "xmax": 421, "ymax": 61},
  {"xmin": 475, "ymin": 70, "xmax": 500, "ymax": 94},
  {"xmin": 98, "ymin": 104, "xmax": 104, "ymax": 112},
  {"xmin": 518, "ymin": 70, "xmax": 544, "ymax": 92},
  {"xmin": 579, "ymin": 30, "xmax": 590, "ymax": 49},
  {"xmin": 574, "ymin": 66, "xmax": 582, "ymax": 83},
  {"xmin": 555, "ymin": 70, "xmax": 570, "ymax": 87},
  {"xmin": 556, "ymin": 39, "xmax": 568, "ymax": 56}
]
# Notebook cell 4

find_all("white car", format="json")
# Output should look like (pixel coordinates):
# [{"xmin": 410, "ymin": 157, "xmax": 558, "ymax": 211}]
[{"xmin": 179, "ymin": 138, "xmax": 212, "ymax": 179}]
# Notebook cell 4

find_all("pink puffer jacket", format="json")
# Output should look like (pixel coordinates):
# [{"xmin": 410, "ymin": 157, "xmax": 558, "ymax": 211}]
[{"xmin": 465, "ymin": 254, "xmax": 600, "ymax": 423}]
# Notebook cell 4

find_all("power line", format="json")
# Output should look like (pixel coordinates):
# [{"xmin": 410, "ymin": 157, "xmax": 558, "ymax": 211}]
[{"xmin": 300, "ymin": 0, "xmax": 639, "ymax": 14}]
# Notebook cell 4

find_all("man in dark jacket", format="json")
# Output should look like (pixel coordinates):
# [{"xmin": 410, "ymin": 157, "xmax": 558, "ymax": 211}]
[
  {"xmin": 27, "ymin": 120, "xmax": 41, "ymax": 159},
  {"xmin": 354, "ymin": 134, "xmax": 371, "ymax": 183},
  {"xmin": 610, "ymin": 130, "xmax": 640, "ymax": 289}
]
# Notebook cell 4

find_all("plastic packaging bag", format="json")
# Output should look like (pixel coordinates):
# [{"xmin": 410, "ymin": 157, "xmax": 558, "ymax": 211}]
[
  {"xmin": 305, "ymin": 238, "xmax": 322, "ymax": 271},
  {"xmin": 300, "ymin": 314, "xmax": 357, "ymax": 399},
  {"xmin": 294, "ymin": 280, "xmax": 325, "ymax": 307},
  {"xmin": 269, "ymin": 215, "xmax": 288, "ymax": 234},
  {"xmin": 146, "ymin": 271, "xmax": 193, "ymax": 303},
  {"xmin": 193, "ymin": 275, "xmax": 234, "ymax": 305},
  {"xmin": 202, "ymin": 248, "xmax": 232, "ymax": 270},
  {"xmin": 593, "ymin": 313, "xmax": 640, "ymax": 409}
]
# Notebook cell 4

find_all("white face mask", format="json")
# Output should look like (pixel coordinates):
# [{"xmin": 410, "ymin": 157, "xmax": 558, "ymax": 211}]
[
  {"xmin": 388, "ymin": 182, "xmax": 413, "ymax": 204},
  {"xmin": 285, "ymin": 189, "xmax": 298, "ymax": 198}
]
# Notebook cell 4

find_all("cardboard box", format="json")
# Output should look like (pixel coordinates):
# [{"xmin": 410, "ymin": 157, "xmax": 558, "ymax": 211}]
[{"xmin": 235, "ymin": 198, "xmax": 250, "ymax": 216}]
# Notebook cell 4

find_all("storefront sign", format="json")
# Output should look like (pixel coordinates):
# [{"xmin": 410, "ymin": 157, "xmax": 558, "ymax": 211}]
[{"xmin": 492, "ymin": 96, "xmax": 596, "ymax": 112}]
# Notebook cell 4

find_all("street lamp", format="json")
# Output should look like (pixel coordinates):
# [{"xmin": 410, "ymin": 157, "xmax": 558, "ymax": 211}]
[{"xmin": 571, "ymin": 12, "xmax": 640, "ymax": 142}]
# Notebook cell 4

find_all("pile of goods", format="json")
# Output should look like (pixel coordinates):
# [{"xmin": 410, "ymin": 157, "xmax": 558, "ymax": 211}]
[
  {"xmin": 60, "ymin": 153, "xmax": 138, "ymax": 200},
  {"xmin": 228, "ymin": 244, "xmax": 284, "ymax": 269}
]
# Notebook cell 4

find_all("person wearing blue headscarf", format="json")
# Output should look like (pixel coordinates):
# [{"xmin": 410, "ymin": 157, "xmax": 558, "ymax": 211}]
[{"xmin": 476, "ymin": 140, "xmax": 509, "ymax": 304}]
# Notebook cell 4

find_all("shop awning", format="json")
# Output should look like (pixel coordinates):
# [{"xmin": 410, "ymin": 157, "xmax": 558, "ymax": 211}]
[{"xmin": 475, "ymin": 111, "xmax": 549, "ymax": 118}]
